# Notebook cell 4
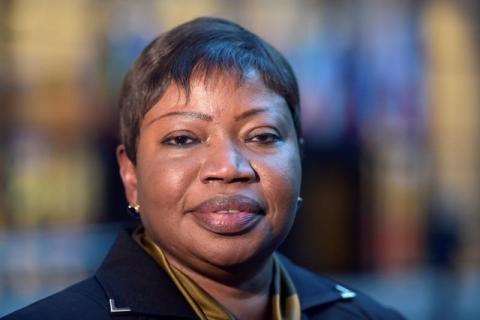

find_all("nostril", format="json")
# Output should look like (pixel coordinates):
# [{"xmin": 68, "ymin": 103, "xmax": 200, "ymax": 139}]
[
  {"xmin": 231, "ymin": 176, "xmax": 254, "ymax": 183},
  {"xmin": 203, "ymin": 169, "xmax": 257, "ymax": 184},
  {"xmin": 205, "ymin": 177, "xmax": 246, "ymax": 184},
  {"xmin": 204, "ymin": 176, "xmax": 223, "ymax": 182},
  {"xmin": 199, "ymin": 143, "xmax": 258, "ymax": 183},
  {"xmin": 200, "ymin": 157, "xmax": 258, "ymax": 184}
]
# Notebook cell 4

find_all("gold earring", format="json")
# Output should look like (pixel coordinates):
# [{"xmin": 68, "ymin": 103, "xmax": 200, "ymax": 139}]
[{"xmin": 127, "ymin": 204, "xmax": 140, "ymax": 217}]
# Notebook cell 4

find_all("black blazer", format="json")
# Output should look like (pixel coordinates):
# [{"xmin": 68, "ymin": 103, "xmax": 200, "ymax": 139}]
[{"xmin": 2, "ymin": 229, "xmax": 404, "ymax": 319}]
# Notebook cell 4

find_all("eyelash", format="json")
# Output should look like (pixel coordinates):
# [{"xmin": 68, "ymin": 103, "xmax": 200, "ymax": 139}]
[
  {"xmin": 246, "ymin": 132, "xmax": 282, "ymax": 145},
  {"xmin": 161, "ymin": 134, "xmax": 199, "ymax": 147},
  {"xmin": 160, "ymin": 131, "xmax": 282, "ymax": 148}
]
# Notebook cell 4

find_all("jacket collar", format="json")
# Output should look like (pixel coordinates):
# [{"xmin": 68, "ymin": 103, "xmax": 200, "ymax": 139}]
[
  {"xmin": 95, "ymin": 228, "xmax": 355, "ymax": 318},
  {"xmin": 95, "ymin": 227, "xmax": 197, "ymax": 318},
  {"xmin": 277, "ymin": 254, "xmax": 356, "ymax": 310}
]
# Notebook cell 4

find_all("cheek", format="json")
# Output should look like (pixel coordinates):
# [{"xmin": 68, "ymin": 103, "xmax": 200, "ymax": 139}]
[
  {"xmin": 136, "ymin": 153, "xmax": 199, "ymax": 212},
  {"xmin": 261, "ymin": 146, "xmax": 302, "ymax": 193},
  {"xmin": 136, "ymin": 155, "xmax": 200, "ymax": 248},
  {"xmin": 254, "ymin": 147, "xmax": 302, "ymax": 224}
]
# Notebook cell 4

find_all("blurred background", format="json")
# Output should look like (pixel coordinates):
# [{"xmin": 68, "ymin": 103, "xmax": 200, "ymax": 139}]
[{"xmin": 0, "ymin": 0, "xmax": 479, "ymax": 318}]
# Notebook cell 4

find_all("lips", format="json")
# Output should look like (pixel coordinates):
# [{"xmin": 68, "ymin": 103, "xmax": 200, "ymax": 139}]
[{"xmin": 188, "ymin": 195, "xmax": 265, "ymax": 235}]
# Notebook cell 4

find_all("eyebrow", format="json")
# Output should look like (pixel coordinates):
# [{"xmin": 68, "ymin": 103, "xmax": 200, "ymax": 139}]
[
  {"xmin": 145, "ymin": 108, "xmax": 270, "ymax": 127},
  {"xmin": 146, "ymin": 111, "xmax": 213, "ymax": 126},
  {"xmin": 234, "ymin": 108, "xmax": 268, "ymax": 121}
]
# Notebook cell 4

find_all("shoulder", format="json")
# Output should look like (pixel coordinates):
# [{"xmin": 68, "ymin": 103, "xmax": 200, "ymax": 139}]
[
  {"xmin": 315, "ymin": 287, "xmax": 406, "ymax": 320},
  {"xmin": 1, "ymin": 277, "xmax": 110, "ymax": 320},
  {"xmin": 277, "ymin": 254, "xmax": 405, "ymax": 320}
]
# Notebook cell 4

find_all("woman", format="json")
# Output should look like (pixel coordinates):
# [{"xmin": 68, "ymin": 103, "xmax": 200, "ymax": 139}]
[{"xmin": 3, "ymin": 17, "xmax": 404, "ymax": 320}]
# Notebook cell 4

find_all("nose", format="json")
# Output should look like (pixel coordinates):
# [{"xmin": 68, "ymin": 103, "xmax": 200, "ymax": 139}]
[{"xmin": 200, "ymin": 140, "xmax": 257, "ymax": 184}]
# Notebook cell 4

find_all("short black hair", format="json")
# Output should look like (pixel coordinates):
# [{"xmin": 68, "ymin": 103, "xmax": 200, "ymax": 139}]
[{"xmin": 118, "ymin": 17, "xmax": 301, "ymax": 163}]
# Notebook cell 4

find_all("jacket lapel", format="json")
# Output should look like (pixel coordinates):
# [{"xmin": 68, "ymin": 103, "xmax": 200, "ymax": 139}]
[
  {"xmin": 277, "ymin": 254, "xmax": 356, "ymax": 311},
  {"xmin": 95, "ymin": 228, "xmax": 198, "ymax": 319}
]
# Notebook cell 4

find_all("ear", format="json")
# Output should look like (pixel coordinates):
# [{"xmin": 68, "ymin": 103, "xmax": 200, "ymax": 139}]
[{"xmin": 116, "ymin": 145, "xmax": 138, "ymax": 205}]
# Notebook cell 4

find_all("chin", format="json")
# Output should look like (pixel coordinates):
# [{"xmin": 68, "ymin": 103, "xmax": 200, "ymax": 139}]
[{"xmin": 195, "ymin": 232, "xmax": 279, "ymax": 270}]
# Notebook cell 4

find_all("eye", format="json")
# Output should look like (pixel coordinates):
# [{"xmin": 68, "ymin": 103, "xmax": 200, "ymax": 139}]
[
  {"xmin": 246, "ymin": 131, "xmax": 282, "ymax": 145},
  {"xmin": 161, "ymin": 133, "xmax": 200, "ymax": 147}
]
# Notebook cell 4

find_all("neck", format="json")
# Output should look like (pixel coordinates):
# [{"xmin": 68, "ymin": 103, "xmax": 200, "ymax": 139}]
[{"xmin": 168, "ymin": 253, "xmax": 274, "ymax": 320}]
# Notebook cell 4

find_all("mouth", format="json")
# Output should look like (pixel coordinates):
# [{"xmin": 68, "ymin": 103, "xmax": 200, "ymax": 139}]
[{"xmin": 188, "ymin": 194, "xmax": 265, "ymax": 235}]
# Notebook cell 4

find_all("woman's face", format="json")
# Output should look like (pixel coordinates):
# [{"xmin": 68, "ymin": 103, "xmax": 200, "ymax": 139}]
[{"xmin": 118, "ymin": 71, "xmax": 301, "ymax": 275}]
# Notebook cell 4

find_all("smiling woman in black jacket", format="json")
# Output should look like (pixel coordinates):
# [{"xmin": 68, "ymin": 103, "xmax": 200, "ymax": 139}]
[{"xmin": 3, "ymin": 17, "xmax": 404, "ymax": 320}]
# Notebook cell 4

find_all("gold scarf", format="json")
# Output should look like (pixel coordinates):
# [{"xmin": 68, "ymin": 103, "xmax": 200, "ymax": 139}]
[{"xmin": 133, "ymin": 227, "xmax": 301, "ymax": 320}]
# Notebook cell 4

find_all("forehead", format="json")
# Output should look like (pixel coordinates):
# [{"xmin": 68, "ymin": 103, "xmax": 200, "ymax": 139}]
[{"xmin": 144, "ymin": 70, "xmax": 288, "ymax": 118}]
